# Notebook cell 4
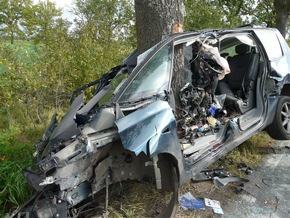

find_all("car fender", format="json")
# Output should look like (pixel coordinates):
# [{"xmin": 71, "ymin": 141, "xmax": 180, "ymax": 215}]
[
  {"xmin": 270, "ymin": 74, "xmax": 290, "ymax": 97},
  {"xmin": 265, "ymin": 96, "xmax": 280, "ymax": 128},
  {"xmin": 264, "ymin": 74, "xmax": 290, "ymax": 127},
  {"xmin": 282, "ymin": 74, "xmax": 290, "ymax": 88},
  {"xmin": 115, "ymin": 100, "xmax": 178, "ymax": 156}
]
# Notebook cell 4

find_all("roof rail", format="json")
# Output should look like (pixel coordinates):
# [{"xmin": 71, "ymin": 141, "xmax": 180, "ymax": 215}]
[{"xmin": 236, "ymin": 24, "xmax": 254, "ymax": 28}]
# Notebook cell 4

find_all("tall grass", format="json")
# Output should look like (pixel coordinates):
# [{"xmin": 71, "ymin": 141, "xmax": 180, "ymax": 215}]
[{"xmin": 0, "ymin": 128, "xmax": 37, "ymax": 216}]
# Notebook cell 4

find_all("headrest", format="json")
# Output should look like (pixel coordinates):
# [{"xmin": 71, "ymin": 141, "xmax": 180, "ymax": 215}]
[{"xmin": 235, "ymin": 44, "xmax": 250, "ymax": 55}]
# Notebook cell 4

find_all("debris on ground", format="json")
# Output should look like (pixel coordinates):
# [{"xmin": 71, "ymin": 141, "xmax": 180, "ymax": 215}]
[
  {"xmin": 213, "ymin": 176, "xmax": 249, "ymax": 188},
  {"xmin": 191, "ymin": 168, "xmax": 231, "ymax": 182},
  {"xmin": 192, "ymin": 167, "xmax": 249, "ymax": 188},
  {"xmin": 237, "ymin": 163, "xmax": 253, "ymax": 174},
  {"xmin": 179, "ymin": 192, "xmax": 205, "ymax": 210},
  {"xmin": 192, "ymin": 159, "xmax": 253, "ymax": 189},
  {"xmin": 179, "ymin": 192, "xmax": 224, "ymax": 214},
  {"xmin": 204, "ymin": 197, "xmax": 224, "ymax": 215}
]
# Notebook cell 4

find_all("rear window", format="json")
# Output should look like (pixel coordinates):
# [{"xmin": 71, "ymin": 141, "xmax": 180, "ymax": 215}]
[{"xmin": 255, "ymin": 30, "xmax": 283, "ymax": 61}]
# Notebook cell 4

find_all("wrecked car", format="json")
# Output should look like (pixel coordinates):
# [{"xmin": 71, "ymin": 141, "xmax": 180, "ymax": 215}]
[{"xmin": 13, "ymin": 25, "xmax": 290, "ymax": 217}]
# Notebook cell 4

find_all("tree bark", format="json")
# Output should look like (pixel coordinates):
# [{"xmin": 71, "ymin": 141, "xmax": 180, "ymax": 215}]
[
  {"xmin": 134, "ymin": 0, "xmax": 185, "ymax": 54},
  {"xmin": 274, "ymin": 0, "xmax": 290, "ymax": 38},
  {"xmin": 10, "ymin": 24, "xmax": 14, "ymax": 44},
  {"xmin": 134, "ymin": 0, "xmax": 186, "ymax": 119},
  {"xmin": 10, "ymin": 31, "xmax": 14, "ymax": 44}
]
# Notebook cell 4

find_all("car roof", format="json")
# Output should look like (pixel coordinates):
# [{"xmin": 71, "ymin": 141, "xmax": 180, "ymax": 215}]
[{"xmin": 162, "ymin": 26, "xmax": 278, "ymax": 42}]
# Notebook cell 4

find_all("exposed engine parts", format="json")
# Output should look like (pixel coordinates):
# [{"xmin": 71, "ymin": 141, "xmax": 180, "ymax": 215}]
[
  {"xmin": 177, "ymin": 38, "xmax": 231, "ymax": 144},
  {"xmin": 179, "ymin": 83, "xmax": 227, "ymax": 143}
]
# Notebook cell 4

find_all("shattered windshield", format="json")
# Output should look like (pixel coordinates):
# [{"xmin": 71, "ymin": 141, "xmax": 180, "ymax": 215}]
[{"xmin": 118, "ymin": 44, "xmax": 172, "ymax": 103}]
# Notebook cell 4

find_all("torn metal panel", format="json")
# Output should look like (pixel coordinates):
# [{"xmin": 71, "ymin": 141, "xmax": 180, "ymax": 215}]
[
  {"xmin": 213, "ymin": 176, "xmax": 249, "ymax": 188},
  {"xmin": 49, "ymin": 93, "xmax": 84, "ymax": 141},
  {"xmin": 115, "ymin": 100, "xmax": 175, "ymax": 156},
  {"xmin": 82, "ymin": 107, "xmax": 116, "ymax": 136}
]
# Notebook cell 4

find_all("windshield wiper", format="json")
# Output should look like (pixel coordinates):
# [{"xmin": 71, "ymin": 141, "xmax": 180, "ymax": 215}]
[{"xmin": 119, "ymin": 92, "xmax": 166, "ymax": 107}]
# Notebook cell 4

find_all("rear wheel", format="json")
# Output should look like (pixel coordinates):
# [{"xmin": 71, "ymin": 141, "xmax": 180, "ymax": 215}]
[{"xmin": 267, "ymin": 96, "xmax": 290, "ymax": 140}]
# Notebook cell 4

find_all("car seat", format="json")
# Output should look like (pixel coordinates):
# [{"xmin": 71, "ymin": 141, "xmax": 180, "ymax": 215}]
[{"xmin": 217, "ymin": 44, "xmax": 260, "ymax": 113}]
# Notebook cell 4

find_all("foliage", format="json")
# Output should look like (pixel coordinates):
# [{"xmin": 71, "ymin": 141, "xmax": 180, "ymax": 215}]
[
  {"xmin": 0, "ymin": 0, "xmax": 34, "ymax": 44},
  {"xmin": 0, "ymin": 41, "xmax": 42, "ymax": 126},
  {"xmin": 0, "ymin": 1, "xmax": 135, "ymax": 127},
  {"xmin": 274, "ymin": 0, "xmax": 290, "ymax": 37},
  {"xmin": 185, "ymin": 0, "xmax": 253, "ymax": 30},
  {"xmin": 74, "ymin": 0, "xmax": 134, "ymax": 39},
  {"xmin": 251, "ymin": 0, "xmax": 275, "ymax": 27},
  {"xmin": 27, "ymin": 0, "xmax": 62, "ymax": 43},
  {"xmin": 0, "ymin": 1, "xmax": 135, "ymax": 213},
  {"xmin": 185, "ymin": 0, "xmax": 229, "ymax": 30},
  {"xmin": 0, "ymin": 0, "xmax": 63, "ymax": 43},
  {"xmin": 184, "ymin": 0, "xmax": 289, "ymax": 32}
]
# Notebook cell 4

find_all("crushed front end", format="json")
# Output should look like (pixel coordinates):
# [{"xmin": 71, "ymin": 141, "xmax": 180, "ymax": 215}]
[{"xmin": 12, "ymin": 62, "xmax": 178, "ymax": 217}]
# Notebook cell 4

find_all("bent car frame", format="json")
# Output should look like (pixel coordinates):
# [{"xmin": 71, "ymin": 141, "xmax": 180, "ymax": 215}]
[{"xmin": 13, "ymin": 26, "xmax": 290, "ymax": 217}]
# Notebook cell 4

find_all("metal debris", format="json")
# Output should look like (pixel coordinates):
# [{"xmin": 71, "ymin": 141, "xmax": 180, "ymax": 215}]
[
  {"xmin": 192, "ymin": 168, "xmax": 231, "ymax": 182},
  {"xmin": 213, "ymin": 176, "xmax": 249, "ymax": 188},
  {"xmin": 238, "ymin": 163, "xmax": 253, "ymax": 174}
]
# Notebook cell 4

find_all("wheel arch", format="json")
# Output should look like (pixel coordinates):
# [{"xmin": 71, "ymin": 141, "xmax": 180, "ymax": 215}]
[
  {"xmin": 281, "ymin": 83, "xmax": 290, "ymax": 97},
  {"xmin": 157, "ymin": 153, "xmax": 180, "ymax": 189},
  {"xmin": 264, "ymin": 76, "xmax": 290, "ymax": 129},
  {"xmin": 266, "ymin": 95, "xmax": 290, "ymax": 140}
]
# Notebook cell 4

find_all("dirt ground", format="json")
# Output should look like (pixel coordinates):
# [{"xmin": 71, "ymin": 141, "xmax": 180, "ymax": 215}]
[{"xmin": 176, "ymin": 175, "xmax": 244, "ymax": 217}]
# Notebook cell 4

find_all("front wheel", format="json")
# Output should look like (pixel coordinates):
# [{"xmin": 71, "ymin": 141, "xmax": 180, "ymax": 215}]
[{"xmin": 267, "ymin": 96, "xmax": 290, "ymax": 140}]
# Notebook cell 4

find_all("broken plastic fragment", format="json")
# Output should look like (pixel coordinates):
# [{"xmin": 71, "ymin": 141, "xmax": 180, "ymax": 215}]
[
  {"xmin": 190, "ymin": 198, "xmax": 206, "ymax": 210},
  {"xmin": 208, "ymin": 105, "xmax": 221, "ymax": 117},
  {"xmin": 204, "ymin": 198, "xmax": 224, "ymax": 214},
  {"xmin": 181, "ymin": 192, "xmax": 196, "ymax": 201},
  {"xmin": 180, "ymin": 192, "xmax": 205, "ymax": 210},
  {"xmin": 190, "ymin": 125, "xmax": 198, "ymax": 131},
  {"xmin": 179, "ymin": 192, "xmax": 196, "ymax": 210},
  {"xmin": 213, "ymin": 176, "xmax": 249, "ymax": 188},
  {"xmin": 197, "ymin": 127, "xmax": 203, "ymax": 132},
  {"xmin": 191, "ymin": 168, "xmax": 231, "ymax": 182},
  {"xmin": 213, "ymin": 206, "xmax": 224, "ymax": 215},
  {"xmin": 237, "ymin": 163, "xmax": 253, "ymax": 174},
  {"xmin": 207, "ymin": 116, "xmax": 217, "ymax": 127},
  {"xmin": 204, "ymin": 198, "xmax": 221, "ymax": 208},
  {"xmin": 39, "ymin": 176, "xmax": 54, "ymax": 186}
]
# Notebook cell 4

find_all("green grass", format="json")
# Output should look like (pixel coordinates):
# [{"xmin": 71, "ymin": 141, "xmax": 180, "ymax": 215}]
[
  {"xmin": 0, "ymin": 129, "xmax": 36, "ymax": 216},
  {"xmin": 212, "ymin": 131, "xmax": 274, "ymax": 177}
]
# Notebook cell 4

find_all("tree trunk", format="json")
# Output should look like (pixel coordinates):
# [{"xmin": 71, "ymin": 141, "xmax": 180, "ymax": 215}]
[
  {"xmin": 10, "ymin": 26, "xmax": 14, "ymax": 44},
  {"xmin": 134, "ymin": 0, "xmax": 186, "ymax": 119},
  {"xmin": 274, "ymin": 0, "xmax": 290, "ymax": 38},
  {"xmin": 134, "ymin": 0, "xmax": 185, "ymax": 54}
]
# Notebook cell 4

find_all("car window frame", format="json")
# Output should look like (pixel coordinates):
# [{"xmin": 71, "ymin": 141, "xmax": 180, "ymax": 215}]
[
  {"xmin": 254, "ymin": 29, "xmax": 284, "ymax": 61},
  {"xmin": 115, "ymin": 41, "xmax": 175, "ymax": 103}
]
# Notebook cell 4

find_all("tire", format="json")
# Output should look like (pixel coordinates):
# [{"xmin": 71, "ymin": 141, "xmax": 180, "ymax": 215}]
[
  {"xmin": 156, "ymin": 158, "xmax": 179, "ymax": 218},
  {"xmin": 267, "ymin": 96, "xmax": 290, "ymax": 140}
]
